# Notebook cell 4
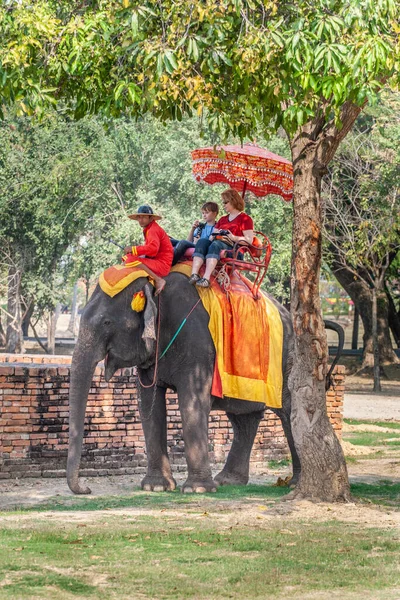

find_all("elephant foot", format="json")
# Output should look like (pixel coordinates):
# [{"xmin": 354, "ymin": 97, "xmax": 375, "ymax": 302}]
[
  {"xmin": 141, "ymin": 474, "xmax": 177, "ymax": 492},
  {"xmin": 214, "ymin": 470, "xmax": 249, "ymax": 486},
  {"xmin": 67, "ymin": 478, "xmax": 92, "ymax": 495},
  {"xmin": 181, "ymin": 478, "xmax": 218, "ymax": 494}
]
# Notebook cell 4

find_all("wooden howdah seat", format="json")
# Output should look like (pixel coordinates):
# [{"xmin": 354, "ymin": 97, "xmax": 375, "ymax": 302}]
[
  {"xmin": 182, "ymin": 231, "xmax": 272, "ymax": 299},
  {"xmin": 217, "ymin": 231, "xmax": 272, "ymax": 299}
]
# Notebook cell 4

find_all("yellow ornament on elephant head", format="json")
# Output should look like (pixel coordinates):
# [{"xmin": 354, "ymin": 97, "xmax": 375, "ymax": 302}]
[{"xmin": 131, "ymin": 290, "xmax": 146, "ymax": 312}]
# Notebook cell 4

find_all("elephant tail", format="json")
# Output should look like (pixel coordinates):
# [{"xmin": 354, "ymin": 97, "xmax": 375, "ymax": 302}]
[{"xmin": 324, "ymin": 319, "xmax": 345, "ymax": 391}]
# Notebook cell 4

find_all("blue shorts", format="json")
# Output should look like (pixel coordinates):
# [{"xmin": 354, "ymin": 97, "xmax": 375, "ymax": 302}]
[{"xmin": 193, "ymin": 238, "xmax": 232, "ymax": 260}]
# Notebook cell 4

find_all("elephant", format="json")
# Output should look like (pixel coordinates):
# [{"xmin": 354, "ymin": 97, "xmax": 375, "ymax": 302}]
[{"xmin": 67, "ymin": 272, "xmax": 343, "ymax": 495}]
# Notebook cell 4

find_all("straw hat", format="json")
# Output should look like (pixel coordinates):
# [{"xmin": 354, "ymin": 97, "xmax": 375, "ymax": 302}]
[{"xmin": 128, "ymin": 205, "xmax": 162, "ymax": 221}]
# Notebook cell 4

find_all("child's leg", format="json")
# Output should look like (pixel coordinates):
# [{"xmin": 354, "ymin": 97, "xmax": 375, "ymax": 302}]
[{"xmin": 191, "ymin": 239, "xmax": 211, "ymax": 275}]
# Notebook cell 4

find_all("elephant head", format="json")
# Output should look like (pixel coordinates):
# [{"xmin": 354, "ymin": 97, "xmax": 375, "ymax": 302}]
[
  {"xmin": 104, "ymin": 283, "xmax": 158, "ymax": 380},
  {"xmin": 67, "ymin": 280, "xmax": 157, "ymax": 494}
]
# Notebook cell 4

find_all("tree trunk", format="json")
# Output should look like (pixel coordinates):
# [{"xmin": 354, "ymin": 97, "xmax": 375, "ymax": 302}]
[
  {"xmin": 22, "ymin": 301, "xmax": 34, "ymax": 338},
  {"xmin": 330, "ymin": 262, "xmax": 399, "ymax": 366},
  {"xmin": 288, "ymin": 134, "xmax": 350, "ymax": 502},
  {"xmin": 67, "ymin": 282, "xmax": 79, "ymax": 336},
  {"xmin": 0, "ymin": 314, "xmax": 6, "ymax": 346},
  {"xmin": 5, "ymin": 264, "xmax": 24, "ymax": 354},
  {"xmin": 351, "ymin": 307, "xmax": 359, "ymax": 350},
  {"xmin": 386, "ymin": 287, "xmax": 400, "ymax": 348},
  {"xmin": 372, "ymin": 286, "xmax": 381, "ymax": 392},
  {"xmin": 47, "ymin": 304, "xmax": 61, "ymax": 355}
]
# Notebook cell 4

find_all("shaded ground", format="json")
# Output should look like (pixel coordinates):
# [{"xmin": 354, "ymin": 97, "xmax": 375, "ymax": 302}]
[{"xmin": 0, "ymin": 358, "xmax": 399, "ymax": 512}]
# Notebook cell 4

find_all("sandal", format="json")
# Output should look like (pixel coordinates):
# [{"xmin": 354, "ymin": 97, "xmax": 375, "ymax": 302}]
[
  {"xmin": 196, "ymin": 277, "xmax": 211, "ymax": 288},
  {"xmin": 188, "ymin": 273, "xmax": 201, "ymax": 285}
]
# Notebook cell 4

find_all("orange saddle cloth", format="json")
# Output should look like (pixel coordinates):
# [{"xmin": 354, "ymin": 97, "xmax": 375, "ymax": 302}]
[
  {"xmin": 99, "ymin": 264, "xmax": 152, "ymax": 297},
  {"xmin": 171, "ymin": 263, "xmax": 284, "ymax": 409}
]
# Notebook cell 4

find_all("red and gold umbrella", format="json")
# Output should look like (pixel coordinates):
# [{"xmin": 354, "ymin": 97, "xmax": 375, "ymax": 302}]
[{"xmin": 191, "ymin": 142, "xmax": 293, "ymax": 201}]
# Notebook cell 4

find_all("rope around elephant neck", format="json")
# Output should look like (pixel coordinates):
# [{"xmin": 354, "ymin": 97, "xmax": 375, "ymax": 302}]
[{"xmin": 137, "ymin": 295, "xmax": 162, "ymax": 389}]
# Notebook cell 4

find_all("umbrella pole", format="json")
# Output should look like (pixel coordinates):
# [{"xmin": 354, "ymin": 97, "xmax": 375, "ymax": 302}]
[{"xmin": 242, "ymin": 180, "xmax": 248, "ymax": 199}]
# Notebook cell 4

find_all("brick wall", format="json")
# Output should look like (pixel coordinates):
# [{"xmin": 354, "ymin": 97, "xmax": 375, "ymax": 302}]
[{"xmin": 0, "ymin": 354, "xmax": 344, "ymax": 479}]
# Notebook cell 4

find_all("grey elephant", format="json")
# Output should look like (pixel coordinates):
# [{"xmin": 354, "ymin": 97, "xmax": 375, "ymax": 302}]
[{"xmin": 67, "ymin": 273, "xmax": 343, "ymax": 494}]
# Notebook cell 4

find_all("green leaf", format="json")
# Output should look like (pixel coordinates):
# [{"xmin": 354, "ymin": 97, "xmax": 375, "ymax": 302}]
[{"xmin": 131, "ymin": 12, "xmax": 139, "ymax": 37}]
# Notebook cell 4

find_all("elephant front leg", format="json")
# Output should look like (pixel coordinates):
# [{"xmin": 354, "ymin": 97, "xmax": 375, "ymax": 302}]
[
  {"xmin": 179, "ymin": 390, "xmax": 217, "ymax": 493},
  {"xmin": 214, "ymin": 410, "xmax": 264, "ymax": 486},
  {"xmin": 140, "ymin": 384, "xmax": 177, "ymax": 492}
]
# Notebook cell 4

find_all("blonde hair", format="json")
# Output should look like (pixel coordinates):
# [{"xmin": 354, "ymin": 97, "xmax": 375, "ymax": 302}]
[{"xmin": 221, "ymin": 188, "xmax": 245, "ymax": 211}]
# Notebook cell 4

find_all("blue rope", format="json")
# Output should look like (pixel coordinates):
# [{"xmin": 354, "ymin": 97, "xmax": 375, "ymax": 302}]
[
  {"xmin": 159, "ymin": 319, "xmax": 187, "ymax": 359},
  {"xmin": 159, "ymin": 297, "xmax": 201, "ymax": 359}
]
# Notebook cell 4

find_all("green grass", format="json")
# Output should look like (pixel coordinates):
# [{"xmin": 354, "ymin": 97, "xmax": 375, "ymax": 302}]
[
  {"xmin": 344, "ymin": 419, "xmax": 400, "ymax": 430},
  {"xmin": 13, "ymin": 484, "xmax": 290, "ymax": 513},
  {"xmin": 1, "ymin": 481, "xmax": 399, "ymax": 598},
  {"xmin": 0, "ymin": 516, "xmax": 399, "ymax": 599},
  {"xmin": 268, "ymin": 458, "xmax": 291, "ymax": 469},
  {"xmin": 351, "ymin": 482, "xmax": 400, "ymax": 507},
  {"xmin": 343, "ymin": 431, "xmax": 400, "ymax": 447},
  {"xmin": 342, "ymin": 419, "xmax": 400, "ymax": 449}
]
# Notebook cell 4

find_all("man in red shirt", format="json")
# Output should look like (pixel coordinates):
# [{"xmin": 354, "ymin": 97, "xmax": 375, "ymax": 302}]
[{"xmin": 123, "ymin": 205, "xmax": 173, "ymax": 295}]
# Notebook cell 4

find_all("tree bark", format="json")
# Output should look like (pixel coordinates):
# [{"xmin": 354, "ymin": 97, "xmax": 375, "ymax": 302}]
[
  {"xmin": 372, "ymin": 286, "xmax": 381, "ymax": 392},
  {"xmin": 5, "ymin": 264, "xmax": 24, "ymax": 354},
  {"xmin": 386, "ymin": 287, "xmax": 400, "ymax": 348},
  {"xmin": 22, "ymin": 301, "xmax": 34, "ymax": 338},
  {"xmin": 288, "ymin": 125, "xmax": 350, "ymax": 502},
  {"xmin": 330, "ymin": 262, "xmax": 399, "ymax": 366},
  {"xmin": 47, "ymin": 304, "xmax": 61, "ymax": 355},
  {"xmin": 67, "ymin": 282, "xmax": 79, "ymax": 336},
  {"xmin": 351, "ymin": 308, "xmax": 359, "ymax": 350},
  {"xmin": 0, "ymin": 314, "xmax": 6, "ymax": 347}
]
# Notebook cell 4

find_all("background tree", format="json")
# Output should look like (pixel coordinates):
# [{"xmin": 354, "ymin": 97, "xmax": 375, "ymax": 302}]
[
  {"xmin": 323, "ymin": 94, "xmax": 400, "ymax": 379},
  {"xmin": 385, "ymin": 253, "xmax": 400, "ymax": 348},
  {"xmin": 0, "ymin": 113, "xmax": 124, "ymax": 351}
]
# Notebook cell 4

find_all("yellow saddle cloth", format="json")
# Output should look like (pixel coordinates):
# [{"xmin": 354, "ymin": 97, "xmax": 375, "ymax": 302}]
[{"xmin": 172, "ymin": 263, "xmax": 283, "ymax": 409}]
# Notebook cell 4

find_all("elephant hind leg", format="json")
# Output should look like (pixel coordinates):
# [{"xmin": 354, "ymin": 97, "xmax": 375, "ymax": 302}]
[
  {"xmin": 214, "ymin": 410, "xmax": 264, "ymax": 486},
  {"xmin": 273, "ymin": 408, "xmax": 301, "ymax": 486}
]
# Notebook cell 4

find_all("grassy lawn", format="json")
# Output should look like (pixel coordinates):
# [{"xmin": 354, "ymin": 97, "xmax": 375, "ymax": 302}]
[
  {"xmin": 343, "ymin": 419, "xmax": 400, "ymax": 452},
  {"xmin": 344, "ymin": 420, "xmax": 400, "ymax": 431},
  {"xmin": 0, "ymin": 509, "xmax": 399, "ymax": 600},
  {"xmin": 1, "ymin": 418, "xmax": 399, "ymax": 599}
]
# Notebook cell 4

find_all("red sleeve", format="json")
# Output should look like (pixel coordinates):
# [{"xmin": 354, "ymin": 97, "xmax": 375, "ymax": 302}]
[{"xmin": 131, "ymin": 225, "xmax": 161, "ymax": 258}]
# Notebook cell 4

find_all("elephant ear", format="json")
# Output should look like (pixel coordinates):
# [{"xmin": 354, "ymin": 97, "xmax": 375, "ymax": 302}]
[{"xmin": 142, "ymin": 284, "xmax": 157, "ymax": 355}]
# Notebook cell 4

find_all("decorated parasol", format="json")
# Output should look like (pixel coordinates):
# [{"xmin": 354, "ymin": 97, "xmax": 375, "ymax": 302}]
[{"xmin": 191, "ymin": 142, "xmax": 293, "ymax": 201}]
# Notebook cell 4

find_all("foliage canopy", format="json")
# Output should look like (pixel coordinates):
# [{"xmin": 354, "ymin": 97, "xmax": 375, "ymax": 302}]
[{"xmin": 1, "ymin": 0, "xmax": 400, "ymax": 140}]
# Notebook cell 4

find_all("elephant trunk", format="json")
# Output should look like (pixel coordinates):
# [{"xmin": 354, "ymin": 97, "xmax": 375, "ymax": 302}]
[{"xmin": 67, "ymin": 339, "xmax": 98, "ymax": 494}]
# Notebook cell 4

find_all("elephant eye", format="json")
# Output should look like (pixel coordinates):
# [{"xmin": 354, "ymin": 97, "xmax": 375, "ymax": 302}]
[{"xmin": 103, "ymin": 319, "xmax": 111, "ymax": 327}]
